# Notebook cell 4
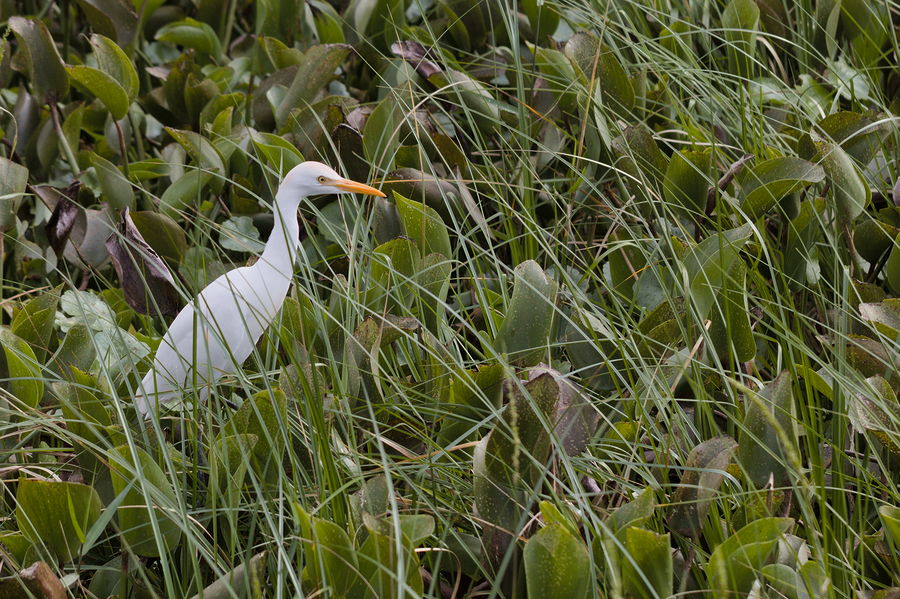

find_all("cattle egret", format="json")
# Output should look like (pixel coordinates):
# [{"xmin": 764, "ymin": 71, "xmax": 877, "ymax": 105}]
[{"xmin": 134, "ymin": 162, "xmax": 385, "ymax": 417}]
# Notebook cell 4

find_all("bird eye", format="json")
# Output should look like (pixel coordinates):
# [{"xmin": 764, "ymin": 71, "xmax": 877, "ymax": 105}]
[{"xmin": 316, "ymin": 176, "xmax": 327, "ymax": 184}]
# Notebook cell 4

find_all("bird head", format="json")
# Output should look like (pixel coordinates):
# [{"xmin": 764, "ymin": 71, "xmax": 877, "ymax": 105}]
[{"xmin": 279, "ymin": 161, "xmax": 386, "ymax": 200}]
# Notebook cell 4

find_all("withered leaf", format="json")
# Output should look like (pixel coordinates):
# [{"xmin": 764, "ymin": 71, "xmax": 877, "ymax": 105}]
[{"xmin": 105, "ymin": 208, "xmax": 181, "ymax": 316}]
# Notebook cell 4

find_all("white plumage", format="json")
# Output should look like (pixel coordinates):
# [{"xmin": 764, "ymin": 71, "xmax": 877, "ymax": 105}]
[{"xmin": 134, "ymin": 162, "xmax": 385, "ymax": 417}]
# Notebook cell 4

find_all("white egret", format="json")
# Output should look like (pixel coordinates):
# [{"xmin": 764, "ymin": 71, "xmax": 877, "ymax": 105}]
[{"xmin": 134, "ymin": 162, "xmax": 385, "ymax": 417}]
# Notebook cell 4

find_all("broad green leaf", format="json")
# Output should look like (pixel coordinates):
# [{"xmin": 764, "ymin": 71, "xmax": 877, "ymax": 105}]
[
  {"xmin": 663, "ymin": 149, "xmax": 713, "ymax": 216},
  {"xmin": 0, "ymin": 158, "xmax": 29, "ymax": 232},
  {"xmin": 612, "ymin": 126, "xmax": 669, "ymax": 190},
  {"xmin": 738, "ymin": 371, "xmax": 797, "ymax": 486},
  {"xmin": 879, "ymin": 505, "xmax": 900, "ymax": 547},
  {"xmin": 129, "ymin": 211, "xmax": 188, "ymax": 266},
  {"xmin": 66, "ymin": 65, "xmax": 130, "ymax": 120},
  {"xmin": 250, "ymin": 131, "xmax": 305, "ymax": 176},
  {"xmin": 818, "ymin": 141, "xmax": 869, "ymax": 223},
  {"xmin": 274, "ymin": 44, "xmax": 352, "ymax": 128},
  {"xmin": 155, "ymin": 18, "xmax": 223, "ymax": 60},
  {"xmin": 91, "ymin": 152, "xmax": 134, "ymax": 209},
  {"xmin": 369, "ymin": 237, "xmax": 422, "ymax": 311},
  {"xmin": 854, "ymin": 213, "xmax": 900, "ymax": 263},
  {"xmin": 607, "ymin": 487, "xmax": 656, "ymax": 534},
  {"xmin": 564, "ymin": 32, "xmax": 634, "ymax": 115},
  {"xmin": 885, "ymin": 235, "xmax": 900, "ymax": 295},
  {"xmin": 395, "ymin": 192, "xmax": 451, "ymax": 258},
  {"xmin": 722, "ymin": 0, "xmax": 760, "ymax": 78},
  {"xmin": 165, "ymin": 127, "xmax": 226, "ymax": 177},
  {"xmin": 417, "ymin": 252, "xmax": 452, "ymax": 333},
  {"xmin": 222, "ymin": 389, "xmax": 288, "ymax": 464},
  {"xmin": 521, "ymin": 0, "xmax": 560, "ymax": 40},
  {"xmin": 11, "ymin": 289, "xmax": 58, "ymax": 362},
  {"xmin": 494, "ymin": 260, "xmax": 558, "ymax": 366},
  {"xmin": 8, "ymin": 17, "xmax": 69, "ymax": 102},
  {"xmin": 621, "ymin": 527, "xmax": 672, "ymax": 599},
  {"xmin": 524, "ymin": 523, "xmax": 592, "ymax": 599},
  {"xmin": 707, "ymin": 517, "xmax": 794, "ymax": 594},
  {"xmin": 357, "ymin": 513, "xmax": 423, "ymax": 599},
  {"xmin": 739, "ymin": 157, "xmax": 825, "ymax": 218},
  {"xmin": 848, "ymin": 375, "xmax": 899, "ymax": 454},
  {"xmin": 0, "ymin": 327, "xmax": 44, "ymax": 409},
  {"xmin": 15, "ymin": 479, "xmax": 104, "ymax": 563},
  {"xmin": 667, "ymin": 436, "xmax": 738, "ymax": 537},
  {"xmin": 74, "ymin": 0, "xmax": 139, "ymax": 47},
  {"xmin": 859, "ymin": 299, "xmax": 900, "ymax": 339},
  {"xmin": 684, "ymin": 224, "xmax": 753, "ymax": 320},
  {"xmin": 429, "ymin": 70, "xmax": 502, "ymax": 133},
  {"xmin": 159, "ymin": 170, "xmax": 212, "ymax": 217},
  {"xmin": 708, "ymin": 260, "xmax": 755, "ymax": 363},
  {"xmin": 54, "ymin": 324, "xmax": 96, "ymax": 373},
  {"xmin": 363, "ymin": 97, "xmax": 404, "ymax": 173},
  {"xmin": 109, "ymin": 445, "xmax": 183, "ymax": 557},
  {"xmin": 89, "ymin": 34, "xmax": 139, "ymax": 100},
  {"xmin": 186, "ymin": 551, "xmax": 267, "ymax": 599},
  {"xmin": 219, "ymin": 216, "xmax": 265, "ymax": 253}
]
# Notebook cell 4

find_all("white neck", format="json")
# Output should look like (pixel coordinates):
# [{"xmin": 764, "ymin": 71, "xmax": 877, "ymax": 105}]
[{"xmin": 259, "ymin": 192, "xmax": 301, "ymax": 279}]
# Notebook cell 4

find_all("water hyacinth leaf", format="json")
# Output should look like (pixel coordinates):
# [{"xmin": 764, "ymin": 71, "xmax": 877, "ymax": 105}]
[
  {"xmin": 105, "ymin": 208, "xmax": 181, "ymax": 316},
  {"xmin": 417, "ymin": 253, "xmax": 452, "ymax": 333},
  {"xmin": 274, "ymin": 44, "xmax": 352, "ymax": 128},
  {"xmin": 219, "ymin": 216, "xmax": 266, "ymax": 253},
  {"xmin": 494, "ymin": 260, "xmax": 558, "ymax": 366},
  {"xmin": 15, "ymin": 479, "xmax": 104, "ymax": 563},
  {"xmin": 54, "ymin": 324, "xmax": 96, "ymax": 373},
  {"xmin": 738, "ymin": 371, "xmax": 797, "ymax": 486},
  {"xmin": 607, "ymin": 487, "xmax": 656, "ymax": 534},
  {"xmin": 663, "ymin": 149, "xmax": 713, "ymax": 217},
  {"xmin": 91, "ymin": 152, "xmax": 135, "ymax": 209},
  {"xmin": 684, "ymin": 224, "xmax": 753, "ymax": 320},
  {"xmin": 395, "ymin": 192, "xmax": 451, "ymax": 258},
  {"xmin": 209, "ymin": 434, "xmax": 257, "ymax": 495},
  {"xmin": 251, "ymin": 131, "xmax": 305, "ymax": 176},
  {"xmin": 295, "ymin": 505, "xmax": 364, "ymax": 597},
  {"xmin": 708, "ymin": 261, "xmax": 755, "ymax": 363},
  {"xmin": 564, "ymin": 32, "xmax": 634, "ymax": 115},
  {"xmin": 858, "ymin": 299, "xmax": 900, "ymax": 339},
  {"xmin": 222, "ymin": 389, "xmax": 288, "ymax": 463},
  {"xmin": 129, "ymin": 211, "xmax": 188, "ymax": 266},
  {"xmin": 762, "ymin": 562, "xmax": 830, "ymax": 599},
  {"xmin": 879, "ymin": 505, "xmax": 900, "ymax": 547},
  {"xmin": 707, "ymin": 517, "xmax": 794, "ymax": 594},
  {"xmin": 74, "ymin": 0, "xmax": 139, "ymax": 47},
  {"xmin": 848, "ymin": 376, "xmax": 899, "ymax": 454},
  {"xmin": 521, "ymin": 0, "xmax": 560, "ymax": 41},
  {"xmin": 667, "ymin": 436, "xmax": 738, "ymax": 537},
  {"xmin": 259, "ymin": 36, "xmax": 305, "ymax": 70},
  {"xmin": 0, "ymin": 328, "xmax": 44, "ymax": 409},
  {"xmin": 89, "ymin": 34, "xmax": 139, "ymax": 101},
  {"xmin": 165, "ymin": 127, "xmax": 226, "ymax": 177},
  {"xmin": 8, "ymin": 17, "xmax": 69, "ymax": 102},
  {"xmin": 429, "ymin": 70, "xmax": 501, "ymax": 133},
  {"xmin": 11, "ymin": 288, "xmax": 59, "ymax": 362},
  {"xmin": 818, "ymin": 141, "xmax": 869, "ymax": 223},
  {"xmin": 524, "ymin": 523, "xmax": 591, "ymax": 599},
  {"xmin": 363, "ymin": 96, "xmax": 404, "ymax": 173},
  {"xmin": 738, "ymin": 157, "xmax": 824, "ymax": 218},
  {"xmin": 66, "ymin": 65, "xmax": 130, "ymax": 120},
  {"xmin": 611, "ymin": 126, "xmax": 669, "ymax": 190},
  {"xmin": 621, "ymin": 527, "xmax": 672, "ymax": 599},
  {"xmin": 527, "ymin": 365, "xmax": 599, "ymax": 456},
  {"xmin": 357, "ymin": 515, "xmax": 424, "ymax": 599},
  {"xmin": 722, "ymin": 0, "xmax": 760, "ymax": 78},
  {"xmin": 186, "ymin": 551, "xmax": 267, "ymax": 599},
  {"xmin": 155, "ymin": 18, "xmax": 223, "ymax": 60},
  {"xmin": 854, "ymin": 211, "xmax": 900, "ymax": 264},
  {"xmin": 159, "ymin": 170, "xmax": 212, "ymax": 217},
  {"xmin": 885, "ymin": 235, "xmax": 900, "ymax": 295},
  {"xmin": 369, "ymin": 237, "xmax": 422, "ymax": 310},
  {"xmin": 0, "ymin": 158, "xmax": 29, "ymax": 232},
  {"xmin": 382, "ymin": 168, "xmax": 460, "ymax": 216},
  {"xmin": 109, "ymin": 445, "xmax": 183, "ymax": 557}
]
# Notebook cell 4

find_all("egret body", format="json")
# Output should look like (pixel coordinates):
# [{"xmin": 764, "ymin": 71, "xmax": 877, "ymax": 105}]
[{"xmin": 134, "ymin": 162, "xmax": 385, "ymax": 416}]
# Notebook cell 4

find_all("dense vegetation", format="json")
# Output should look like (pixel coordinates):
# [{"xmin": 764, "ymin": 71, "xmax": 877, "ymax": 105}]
[{"xmin": 1, "ymin": 0, "xmax": 899, "ymax": 597}]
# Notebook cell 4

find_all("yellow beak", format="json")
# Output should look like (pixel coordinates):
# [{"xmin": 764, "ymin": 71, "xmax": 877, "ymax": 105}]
[{"xmin": 331, "ymin": 178, "xmax": 386, "ymax": 197}]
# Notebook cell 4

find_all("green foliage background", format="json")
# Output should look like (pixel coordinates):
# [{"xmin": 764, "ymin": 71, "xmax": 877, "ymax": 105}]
[{"xmin": 0, "ymin": 0, "xmax": 899, "ymax": 597}]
